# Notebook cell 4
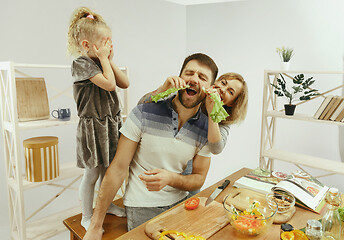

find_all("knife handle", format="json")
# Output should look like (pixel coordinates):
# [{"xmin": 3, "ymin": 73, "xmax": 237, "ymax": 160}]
[{"xmin": 218, "ymin": 180, "xmax": 230, "ymax": 190}]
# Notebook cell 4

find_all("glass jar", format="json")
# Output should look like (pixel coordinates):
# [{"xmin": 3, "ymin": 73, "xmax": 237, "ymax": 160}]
[
  {"xmin": 305, "ymin": 219, "xmax": 322, "ymax": 240},
  {"xmin": 321, "ymin": 187, "xmax": 342, "ymax": 240}
]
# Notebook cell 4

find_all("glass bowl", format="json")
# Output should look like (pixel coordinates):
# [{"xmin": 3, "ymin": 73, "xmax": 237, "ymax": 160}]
[
  {"xmin": 223, "ymin": 194, "xmax": 278, "ymax": 236},
  {"xmin": 266, "ymin": 191, "xmax": 295, "ymax": 214}
]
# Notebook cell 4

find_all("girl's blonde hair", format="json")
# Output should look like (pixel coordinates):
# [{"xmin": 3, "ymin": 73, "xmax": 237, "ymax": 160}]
[
  {"xmin": 218, "ymin": 72, "xmax": 248, "ymax": 125},
  {"xmin": 67, "ymin": 7, "xmax": 110, "ymax": 56}
]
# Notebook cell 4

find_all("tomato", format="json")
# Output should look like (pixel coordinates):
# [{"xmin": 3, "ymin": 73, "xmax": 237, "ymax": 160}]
[{"xmin": 185, "ymin": 197, "xmax": 200, "ymax": 210}]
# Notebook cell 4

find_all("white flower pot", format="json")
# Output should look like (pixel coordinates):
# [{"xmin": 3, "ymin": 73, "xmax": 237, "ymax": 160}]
[{"xmin": 280, "ymin": 62, "xmax": 290, "ymax": 71}]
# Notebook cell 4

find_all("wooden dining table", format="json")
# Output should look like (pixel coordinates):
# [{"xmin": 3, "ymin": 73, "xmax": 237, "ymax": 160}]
[{"xmin": 63, "ymin": 167, "xmax": 334, "ymax": 240}]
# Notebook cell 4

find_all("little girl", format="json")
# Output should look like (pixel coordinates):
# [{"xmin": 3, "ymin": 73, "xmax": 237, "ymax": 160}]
[
  {"xmin": 139, "ymin": 73, "xmax": 248, "ymax": 195},
  {"xmin": 67, "ymin": 6, "xmax": 129, "ymax": 230}
]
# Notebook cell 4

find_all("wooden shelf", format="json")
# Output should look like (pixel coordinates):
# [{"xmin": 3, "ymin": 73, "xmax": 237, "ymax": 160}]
[
  {"xmin": 260, "ymin": 70, "xmax": 344, "ymax": 178},
  {"xmin": 263, "ymin": 148, "xmax": 344, "ymax": 175},
  {"xmin": 1, "ymin": 61, "xmax": 129, "ymax": 240},
  {"xmin": 7, "ymin": 162, "xmax": 83, "ymax": 191},
  {"xmin": 265, "ymin": 69, "xmax": 344, "ymax": 75},
  {"xmin": 4, "ymin": 115, "xmax": 127, "ymax": 131},
  {"xmin": 3, "ymin": 117, "xmax": 78, "ymax": 132},
  {"xmin": 266, "ymin": 111, "xmax": 344, "ymax": 126},
  {"xmin": 25, "ymin": 206, "xmax": 81, "ymax": 240}
]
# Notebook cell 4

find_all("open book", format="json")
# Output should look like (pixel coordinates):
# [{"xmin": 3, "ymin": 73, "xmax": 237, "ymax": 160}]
[{"xmin": 234, "ymin": 168, "xmax": 329, "ymax": 213}]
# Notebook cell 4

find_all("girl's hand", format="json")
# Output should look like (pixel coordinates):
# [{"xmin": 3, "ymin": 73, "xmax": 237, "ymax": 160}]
[
  {"xmin": 93, "ymin": 39, "xmax": 111, "ymax": 60},
  {"xmin": 157, "ymin": 76, "xmax": 187, "ymax": 93},
  {"xmin": 108, "ymin": 43, "xmax": 114, "ymax": 60}
]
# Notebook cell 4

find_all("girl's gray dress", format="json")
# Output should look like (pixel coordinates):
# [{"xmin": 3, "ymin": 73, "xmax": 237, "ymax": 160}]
[{"xmin": 72, "ymin": 56, "xmax": 122, "ymax": 169}]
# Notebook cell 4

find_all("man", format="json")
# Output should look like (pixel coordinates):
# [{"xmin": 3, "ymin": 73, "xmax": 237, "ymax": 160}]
[{"xmin": 83, "ymin": 53, "xmax": 218, "ymax": 240}]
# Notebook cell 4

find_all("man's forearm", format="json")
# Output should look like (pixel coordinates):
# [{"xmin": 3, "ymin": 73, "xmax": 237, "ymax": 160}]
[
  {"xmin": 170, "ymin": 172, "xmax": 206, "ymax": 191},
  {"xmin": 90, "ymin": 166, "xmax": 126, "ymax": 228}
]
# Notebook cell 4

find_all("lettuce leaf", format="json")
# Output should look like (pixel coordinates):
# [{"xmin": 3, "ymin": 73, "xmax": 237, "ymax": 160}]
[
  {"xmin": 339, "ymin": 207, "xmax": 344, "ymax": 222},
  {"xmin": 151, "ymin": 85, "xmax": 190, "ymax": 103},
  {"xmin": 208, "ymin": 92, "xmax": 229, "ymax": 123}
]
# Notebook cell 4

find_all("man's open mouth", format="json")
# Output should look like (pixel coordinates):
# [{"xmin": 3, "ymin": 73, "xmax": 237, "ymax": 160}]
[{"xmin": 186, "ymin": 88, "xmax": 197, "ymax": 96}]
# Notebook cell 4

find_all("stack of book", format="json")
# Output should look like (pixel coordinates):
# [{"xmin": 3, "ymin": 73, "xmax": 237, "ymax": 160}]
[
  {"xmin": 313, "ymin": 95, "xmax": 344, "ymax": 122},
  {"xmin": 233, "ymin": 168, "xmax": 329, "ymax": 213}
]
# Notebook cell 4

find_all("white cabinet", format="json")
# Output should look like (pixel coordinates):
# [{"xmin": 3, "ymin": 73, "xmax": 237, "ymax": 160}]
[
  {"xmin": 259, "ymin": 70, "xmax": 344, "ymax": 177},
  {"xmin": 0, "ymin": 62, "xmax": 128, "ymax": 240}
]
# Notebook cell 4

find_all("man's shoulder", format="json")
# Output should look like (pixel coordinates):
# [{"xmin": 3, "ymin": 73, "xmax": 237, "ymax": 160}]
[{"xmin": 139, "ymin": 99, "xmax": 170, "ymax": 116}]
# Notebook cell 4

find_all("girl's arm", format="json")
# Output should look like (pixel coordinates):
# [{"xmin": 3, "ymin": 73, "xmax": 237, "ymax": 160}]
[
  {"xmin": 89, "ymin": 41, "xmax": 116, "ymax": 91},
  {"xmin": 108, "ymin": 46, "xmax": 129, "ymax": 89},
  {"xmin": 109, "ymin": 60, "xmax": 129, "ymax": 89}
]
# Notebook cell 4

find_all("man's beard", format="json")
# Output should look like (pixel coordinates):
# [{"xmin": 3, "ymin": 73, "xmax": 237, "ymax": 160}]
[{"xmin": 178, "ymin": 89, "xmax": 205, "ymax": 109}]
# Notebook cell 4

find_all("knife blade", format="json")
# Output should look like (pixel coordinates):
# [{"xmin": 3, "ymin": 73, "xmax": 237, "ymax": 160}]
[{"xmin": 205, "ymin": 179, "xmax": 230, "ymax": 206}]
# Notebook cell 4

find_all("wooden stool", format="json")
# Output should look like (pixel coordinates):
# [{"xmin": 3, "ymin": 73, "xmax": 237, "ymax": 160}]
[
  {"xmin": 23, "ymin": 136, "xmax": 59, "ymax": 182},
  {"xmin": 63, "ymin": 198, "xmax": 128, "ymax": 240}
]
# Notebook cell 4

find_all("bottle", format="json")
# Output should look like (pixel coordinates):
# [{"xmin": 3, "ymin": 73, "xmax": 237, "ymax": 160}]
[{"xmin": 321, "ymin": 187, "xmax": 342, "ymax": 240}]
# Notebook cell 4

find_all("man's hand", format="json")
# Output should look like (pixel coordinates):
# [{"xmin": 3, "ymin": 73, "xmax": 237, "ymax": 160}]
[
  {"xmin": 82, "ymin": 225, "xmax": 103, "ymax": 240},
  {"xmin": 157, "ymin": 76, "xmax": 188, "ymax": 94},
  {"xmin": 139, "ymin": 169, "xmax": 174, "ymax": 191}
]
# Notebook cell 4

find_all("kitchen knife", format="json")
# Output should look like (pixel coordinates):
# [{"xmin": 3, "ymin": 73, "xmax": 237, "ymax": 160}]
[{"xmin": 205, "ymin": 179, "xmax": 230, "ymax": 206}]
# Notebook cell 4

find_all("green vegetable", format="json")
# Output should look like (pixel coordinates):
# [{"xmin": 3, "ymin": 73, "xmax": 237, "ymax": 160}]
[
  {"xmin": 339, "ymin": 207, "xmax": 344, "ymax": 222},
  {"xmin": 151, "ymin": 85, "xmax": 190, "ymax": 103},
  {"xmin": 208, "ymin": 92, "xmax": 229, "ymax": 123}
]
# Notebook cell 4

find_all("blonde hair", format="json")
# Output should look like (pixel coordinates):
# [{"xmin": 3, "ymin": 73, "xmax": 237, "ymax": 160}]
[
  {"xmin": 67, "ymin": 6, "xmax": 110, "ymax": 56},
  {"xmin": 218, "ymin": 72, "xmax": 248, "ymax": 125}
]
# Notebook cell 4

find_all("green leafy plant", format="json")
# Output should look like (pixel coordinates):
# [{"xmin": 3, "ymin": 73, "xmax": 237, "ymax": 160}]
[
  {"xmin": 339, "ymin": 207, "xmax": 344, "ymax": 222},
  {"xmin": 276, "ymin": 46, "xmax": 294, "ymax": 62},
  {"xmin": 271, "ymin": 73, "xmax": 319, "ymax": 105}
]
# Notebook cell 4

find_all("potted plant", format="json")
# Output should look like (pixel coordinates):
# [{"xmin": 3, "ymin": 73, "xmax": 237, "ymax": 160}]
[
  {"xmin": 271, "ymin": 73, "xmax": 319, "ymax": 115},
  {"xmin": 276, "ymin": 46, "xmax": 294, "ymax": 71}
]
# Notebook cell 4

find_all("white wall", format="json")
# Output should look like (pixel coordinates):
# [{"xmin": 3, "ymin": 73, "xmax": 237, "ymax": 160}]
[
  {"xmin": 1, "ymin": 0, "xmax": 344, "ymax": 239},
  {"xmin": 186, "ymin": 0, "xmax": 344, "ymax": 191}
]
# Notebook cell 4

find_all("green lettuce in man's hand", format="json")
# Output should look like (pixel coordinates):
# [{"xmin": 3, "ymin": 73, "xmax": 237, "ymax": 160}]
[{"xmin": 151, "ymin": 85, "xmax": 190, "ymax": 103}]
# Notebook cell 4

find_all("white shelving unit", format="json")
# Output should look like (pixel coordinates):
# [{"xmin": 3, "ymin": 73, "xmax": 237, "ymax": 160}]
[
  {"xmin": 0, "ymin": 62, "xmax": 129, "ymax": 240},
  {"xmin": 259, "ymin": 70, "xmax": 344, "ymax": 177}
]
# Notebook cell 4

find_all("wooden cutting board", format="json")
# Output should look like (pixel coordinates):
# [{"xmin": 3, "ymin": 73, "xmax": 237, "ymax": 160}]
[
  {"xmin": 224, "ymin": 188, "xmax": 296, "ymax": 224},
  {"xmin": 16, "ymin": 78, "xmax": 50, "ymax": 121},
  {"xmin": 145, "ymin": 197, "xmax": 230, "ymax": 240}
]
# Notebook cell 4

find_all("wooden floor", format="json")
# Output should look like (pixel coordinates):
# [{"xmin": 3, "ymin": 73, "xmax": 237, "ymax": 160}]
[{"xmin": 63, "ymin": 198, "xmax": 128, "ymax": 240}]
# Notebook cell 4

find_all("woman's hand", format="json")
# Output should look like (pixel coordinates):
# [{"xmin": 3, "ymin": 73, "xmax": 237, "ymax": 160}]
[
  {"xmin": 204, "ymin": 86, "xmax": 219, "ymax": 114},
  {"xmin": 157, "ymin": 76, "xmax": 188, "ymax": 94}
]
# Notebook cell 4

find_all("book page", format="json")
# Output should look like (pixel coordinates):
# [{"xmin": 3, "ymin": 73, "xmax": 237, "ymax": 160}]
[{"xmin": 272, "ymin": 172, "xmax": 329, "ymax": 211}]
